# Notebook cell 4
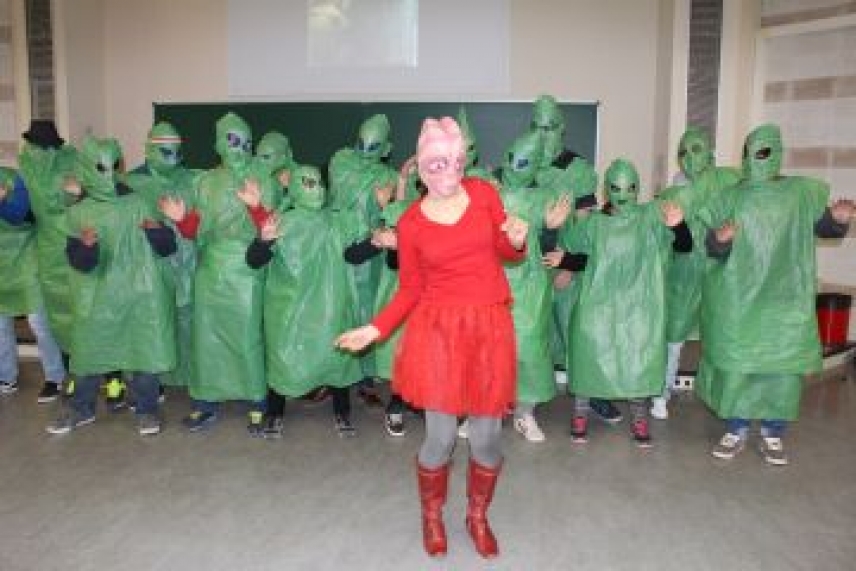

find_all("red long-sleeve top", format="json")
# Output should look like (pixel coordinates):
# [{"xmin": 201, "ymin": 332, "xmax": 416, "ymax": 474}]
[
  {"xmin": 175, "ymin": 205, "xmax": 271, "ymax": 239},
  {"xmin": 371, "ymin": 177, "xmax": 525, "ymax": 340}
]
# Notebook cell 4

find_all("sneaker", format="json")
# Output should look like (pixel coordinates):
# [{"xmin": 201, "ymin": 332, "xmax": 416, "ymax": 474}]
[
  {"xmin": 104, "ymin": 377, "xmax": 127, "ymax": 411},
  {"xmin": 384, "ymin": 412, "xmax": 406, "ymax": 437},
  {"xmin": 513, "ymin": 414, "xmax": 546, "ymax": 443},
  {"xmin": 758, "ymin": 436, "xmax": 789, "ymax": 466},
  {"xmin": 182, "ymin": 411, "xmax": 218, "ymax": 432},
  {"xmin": 357, "ymin": 385, "xmax": 385, "ymax": 409},
  {"xmin": 137, "ymin": 414, "xmax": 162, "ymax": 436},
  {"xmin": 570, "ymin": 415, "xmax": 588, "ymax": 443},
  {"xmin": 247, "ymin": 411, "xmax": 264, "ymax": 438},
  {"xmin": 0, "ymin": 380, "xmax": 18, "ymax": 395},
  {"xmin": 261, "ymin": 414, "xmax": 285, "ymax": 439},
  {"xmin": 37, "ymin": 383, "xmax": 61, "ymax": 404},
  {"xmin": 457, "ymin": 418, "xmax": 469, "ymax": 439},
  {"xmin": 711, "ymin": 432, "xmax": 746, "ymax": 460},
  {"xmin": 334, "ymin": 414, "xmax": 357, "ymax": 437},
  {"xmin": 650, "ymin": 397, "xmax": 669, "ymax": 420},
  {"xmin": 46, "ymin": 410, "xmax": 96, "ymax": 435},
  {"xmin": 590, "ymin": 399, "xmax": 623, "ymax": 424},
  {"xmin": 631, "ymin": 418, "xmax": 653, "ymax": 448}
]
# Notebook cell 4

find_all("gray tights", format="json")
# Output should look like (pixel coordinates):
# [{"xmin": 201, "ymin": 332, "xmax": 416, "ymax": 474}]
[{"xmin": 418, "ymin": 410, "xmax": 503, "ymax": 469}]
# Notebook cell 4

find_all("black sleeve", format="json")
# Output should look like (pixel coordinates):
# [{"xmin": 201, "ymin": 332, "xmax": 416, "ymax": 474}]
[
  {"xmin": 557, "ymin": 252, "xmax": 588, "ymax": 271},
  {"xmin": 815, "ymin": 208, "xmax": 850, "ymax": 239},
  {"xmin": 385, "ymin": 250, "xmax": 399, "ymax": 270},
  {"xmin": 540, "ymin": 228, "xmax": 559, "ymax": 253},
  {"xmin": 246, "ymin": 238, "xmax": 275, "ymax": 269},
  {"xmin": 343, "ymin": 237, "xmax": 382, "ymax": 265},
  {"xmin": 705, "ymin": 229, "xmax": 732, "ymax": 260},
  {"xmin": 670, "ymin": 221, "xmax": 693, "ymax": 253},
  {"xmin": 574, "ymin": 194, "xmax": 597, "ymax": 210},
  {"xmin": 66, "ymin": 237, "xmax": 99, "ymax": 272},
  {"xmin": 144, "ymin": 226, "xmax": 177, "ymax": 257}
]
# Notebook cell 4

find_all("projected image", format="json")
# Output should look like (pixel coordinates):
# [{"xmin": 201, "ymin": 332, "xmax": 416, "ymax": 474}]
[{"xmin": 307, "ymin": 0, "xmax": 418, "ymax": 67}]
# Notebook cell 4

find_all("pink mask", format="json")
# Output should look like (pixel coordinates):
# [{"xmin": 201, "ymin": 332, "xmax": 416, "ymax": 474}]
[{"xmin": 417, "ymin": 117, "xmax": 466, "ymax": 198}]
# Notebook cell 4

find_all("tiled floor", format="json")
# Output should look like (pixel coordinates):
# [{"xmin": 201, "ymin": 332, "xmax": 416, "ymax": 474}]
[{"xmin": 1, "ymin": 360, "xmax": 855, "ymax": 571}]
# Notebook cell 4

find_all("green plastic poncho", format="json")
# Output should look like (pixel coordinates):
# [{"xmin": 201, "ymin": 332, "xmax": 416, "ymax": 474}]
[
  {"xmin": 328, "ymin": 114, "xmax": 398, "ymax": 379},
  {"xmin": 0, "ymin": 168, "xmax": 40, "ymax": 315},
  {"xmin": 255, "ymin": 130, "xmax": 296, "ymax": 209},
  {"xmin": 125, "ymin": 121, "xmax": 201, "ymax": 386},
  {"xmin": 695, "ymin": 124, "xmax": 829, "ymax": 420},
  {"xmin": 568, "ymin": 159, "xmax": 673, "ymax": 399},
  {"xmin": 65, "ymin": 137, "xmax": 176, "ymax": 376},
  {"xmin": 531, "ymin": 94, "xmax": 566, "ymax": 170},
  {"xmin": 457, "ymin": 106, "xmax": 496, "ymax": 182},
  {"xmin": 498, "ymin": 132, "xmax": 556, "ymax": 404},
  {"xmin": 661, "ymin": 128, "xmax": 740, "ymax": 343},
  {"xmin": 548, "ymin": 160, "xmax": 599, "ymax": 369},
  {"xmin": 264, "ymin": 165, "xmax": 361, "ymax": 396},
  {"xmin": 190, "ymin": 113, "xmax": 277, "ymax": 402},
  {"xmin": 18, "ymin": 142, "xmax": 78, "ymax": 350}
]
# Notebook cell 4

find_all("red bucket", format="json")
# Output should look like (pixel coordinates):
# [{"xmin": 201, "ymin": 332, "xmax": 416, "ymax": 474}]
[{"xmin": 816, "ymin": 293, "xmax": 852, "ymax": 346}]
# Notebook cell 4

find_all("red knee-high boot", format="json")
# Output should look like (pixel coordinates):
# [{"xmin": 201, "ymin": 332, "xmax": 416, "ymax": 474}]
[
  {"xmin": 466, "ymin": 458, "xmax": 502, "ymax": 558},
  {"xmin": 417, "ymin": 460, "xmax": 449, "ymax": 557}
]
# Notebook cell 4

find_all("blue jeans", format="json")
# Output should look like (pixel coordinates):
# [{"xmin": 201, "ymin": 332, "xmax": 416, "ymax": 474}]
[
  {"xmin": 727, "ymin": 418, "xmax": 787, "ymax": 438},
  {"xmin": 72, "ymin": 372, "xmax": 162, "ymax": 417},
  {"xmin": 192, "ymin": 399, "xmax": 266, "ymax": 416},
  {"xmin": 0, "ymin": 308, "xmax": 66, "ymax": 383}
]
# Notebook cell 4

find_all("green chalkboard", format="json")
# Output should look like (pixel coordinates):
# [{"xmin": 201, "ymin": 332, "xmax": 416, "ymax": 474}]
[{"xmin": 153, "ymin": 101, "xmax": 599, "ymax": 172}]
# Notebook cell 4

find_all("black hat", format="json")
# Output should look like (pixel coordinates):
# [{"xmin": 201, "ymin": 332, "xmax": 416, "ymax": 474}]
[{"xmin": 22, "ymin": 119, "xmax": 65, "ymax": 149}]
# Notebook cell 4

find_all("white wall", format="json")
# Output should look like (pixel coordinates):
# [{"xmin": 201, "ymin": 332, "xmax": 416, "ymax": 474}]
[{"xmin": 53, "ymin": 0, "xmax": 673, "ymax": 188}]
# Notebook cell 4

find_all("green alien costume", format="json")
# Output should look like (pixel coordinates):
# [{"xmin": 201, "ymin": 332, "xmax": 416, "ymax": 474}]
[
  {"xmin": 189, "ymin": 113, "xmax": 277, "ymax": 402},
  {"xmin": 695, "ymin": 125, "xmax": 832, "ymax": 421},
  {"xmin": 660, "ymin": 127, "xmax": 740, "ymax": 343},
  {"xmin": 255, "ymin": 130, "xmax": 296, "ymax": 210},
  {"xmin": 496, "ymin": 132, "xmax": 557, "ymax": 405},
  {"xmin": 65, "ymin": 137, "xmax": 176, "ymax": 376},
  {"xmin": 0, "ymin": 168, "xmax": 40, "ymax": 316},
  {"xmin": 17, "ymin": 139, "xmax": 78, "ymax": 350},
  {"xmin": 261, "ymin": 165, "xmax": 361, "ymax": 396},
  {"xmin": 328, "ymin": 114, "xmax": 398, "ymax": 380},
  {"xmin": 126, "ymin": 122, "xmax": 201, "ymax": 387},
  {"xmin": 568, "ymin": 159, "xmax": 675, "ymax": 399}
]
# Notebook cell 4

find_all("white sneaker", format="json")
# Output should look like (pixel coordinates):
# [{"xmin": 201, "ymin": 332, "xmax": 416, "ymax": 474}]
[
  {"xmin": 758, "ymin": 436, "xmax": 789, "ymax": 466},
  {"xmin": 513, "ymin": 414, "xmax": 546, "ymax": 443},
  {"xmin": 457, "ymin": 419, "xmax": 469, "ymax": 439},
  {"xmin": 650, "ymin": 397, "xmax": 669, "ymax": 420},
  {"xmin": 711, "ymin": 432, "xmax": 746, "ymax": 460}
]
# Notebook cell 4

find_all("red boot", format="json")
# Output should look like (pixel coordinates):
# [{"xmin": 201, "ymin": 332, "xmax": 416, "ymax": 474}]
[
  {"xmin": 417, "ymin": 461, "xmax": 449, "ymax": 557},
  {"xmin": 465, "ymin": 459, "xmax": 502, "ymax": 558}
]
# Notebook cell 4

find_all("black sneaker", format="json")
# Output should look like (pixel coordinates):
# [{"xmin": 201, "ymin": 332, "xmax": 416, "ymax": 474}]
[
  {"xmin": 182, "ymin": 411, "xmax": 218, "ymax": 432},
  {"xmin": 37, "ymin": 383, "xmax": 61, "ymax": 404},
  {"xmin": 261, "ymin": 414, "xmax": 285, "ymax": 439},
  {"xmin": 590, "ymin": 399, "xmax": 623, "ymax": 424},
  {"xmin": 0, "ymin": 380, "xmax": 19, "ymax": 395},
  {"xmin": 334, "ymin": 414, "xmax": 357, "ymax": 437},
  {"xmin": 384, "ymin": 412, "xmax": 406, "ymax": 437}
]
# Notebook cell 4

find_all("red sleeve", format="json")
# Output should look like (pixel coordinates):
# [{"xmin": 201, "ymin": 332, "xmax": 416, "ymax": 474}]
[
  {"xmin": 175, "ymin": 209, "xmax": 201, "ymax": 239},
  {"xmin": 469, "ymin": 178, "xmax": 527, "ymax": 262},
  {"xmin": 246, "ymin": 204, "xmax": 273, "ymax": 230},
  {"xmin": 371, "ymin": 214, "xmax": 422, "ymax": 340}
]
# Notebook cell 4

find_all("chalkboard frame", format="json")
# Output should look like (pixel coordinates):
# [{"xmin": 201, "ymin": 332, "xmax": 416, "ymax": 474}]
[{"xmin": 153, "ymin": 100, "xmax": 599, "ymax": 173}]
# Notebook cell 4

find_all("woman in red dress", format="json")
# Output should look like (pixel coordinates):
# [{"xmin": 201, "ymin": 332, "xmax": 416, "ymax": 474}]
[{"xmin": 336, "ymin": 117, "xmax": 528, "ymax": 559}]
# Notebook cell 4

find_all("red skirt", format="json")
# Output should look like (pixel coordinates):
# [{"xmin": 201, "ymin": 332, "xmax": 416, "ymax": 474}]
[{"xmin": 391, "ymin": 302, "xmax": 517, "ymax": 418}]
